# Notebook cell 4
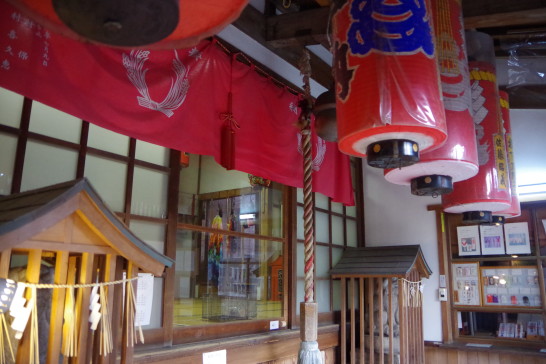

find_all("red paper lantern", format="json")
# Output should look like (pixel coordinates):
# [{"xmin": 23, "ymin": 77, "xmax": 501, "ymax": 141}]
[
  {"xmin": 384, "ymin": 0, "xmax": 478, "ymax": 195},
  {"xmin": 332, "ymin": 0, "xmax": 447, "ymax": 168},
  {"xmin": 442, "ymin": 60, "xmax": 511, "ymax": 216},
  {"xmin": 496, "ymin": 90, "xmax": 521, "ymax": 218},
  {"xmin": 6, "ymin": 0, "xmax": 248, "ymax": 48}
]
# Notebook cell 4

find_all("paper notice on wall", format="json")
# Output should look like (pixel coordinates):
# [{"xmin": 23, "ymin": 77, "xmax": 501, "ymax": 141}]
[
  {"xmin": 134, "ymin": 273, "xmax": 154, "ymax": 327},
  {"xmin": 203, "ymin": 350, "xmax": 226, "ymax": 364},
  {"xmin": 542, "ymin": 219, "xmax": 546, "ymax": 235}
]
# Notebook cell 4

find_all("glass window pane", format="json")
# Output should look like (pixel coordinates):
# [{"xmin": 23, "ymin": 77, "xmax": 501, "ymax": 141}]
[
  {"xmin": 296, "ymin": 280, "xmax": 304, "ymax": 315},
  {"xmin": 84, "ymin": 155, "xmax": 127, "ymax": 212},
  {"xmin": 316, "ymin": 280, "xmax": 331, "ymax": 313},
  {"xmin": 297, "ymin": 188, "xmax": 303, "ymax": 204},
  {"xmin": 29, "ymin": 101, "xmax": 81, "ymax": 143},
  {"xmin": 297, "ymin": 243, "xmax": 304, "ymax": 278},
  {"xmin": 315, "ymin": 211, "xmax": 329, "ymax": 244},
  {"xmin": 346, "ymin": 204, "xmax": 357, "ymax": 218},
  {"xmin": 182, "ymin": 156, "xmax": 283, "ymax": 238},
  {"xmin": 297, "ymin": 206, "xmax": 304, "ymax": 240},
  {"xmin": 87, "ymin": 123, "xmax": 129, "ymax": 156},
  {"xmin": 332, "ymin": 216, "xmax": 344, "ymax": 246},
  {"xmin": 0, "ymin": 133, "xmax": 17, "ymax": 195},
  {"xmin": 174, "ymin": 233, "xmax": 283, "ymax": 326},
  {"xmin": 316, "ymin": 245, "xmax": 330, "ymax": 278},
  {"xmin": 130, "ymin": 220, "xmax": 166, "ymax": 254},
  {"xmin": 142, "ymin": 277, "xmax": 163, "ymax": 329},
  {"xmin": 347, "ymin": 220, "xmax": 357, "ymax": 247},
  {"xmin": 332, "ymin": 247, "xmax": 344, "ymax": 267},
  {"xmin": 21, "ymin": 141, "xmax": 77, "ymax": 192},
  {"xmin": 135, "ymin": 140, "xmax": 169, "ymax": 166},
  {"xmin": 132, "ymin": 167, "xmax": 168, "ymax": 218},
  {"xmin": 315, "ymin": 193, "xmax": 329, "ymax": 210},
  {"xmin": 331, "ymin": 201, "xmax": 343, "ymax": 214},
  {"xmin": 199, "ymin": 155, "xmax": 251, "ymax": 193},
  {"xmin": 332, "ymin": 280, "xmax": 341, "ymax": 311},
  {"xmin": 179, "ymin": 153, "xmax": 200, "ymax": 223},
  {"xmin": 0, "ymin": 88, "xmax": 24, "ymax": 128}
]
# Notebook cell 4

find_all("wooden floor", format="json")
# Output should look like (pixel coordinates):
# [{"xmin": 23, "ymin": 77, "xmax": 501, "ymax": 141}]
[{"xmin": 425, "ymin": 345, "xmax": 546, "ymax": 364}]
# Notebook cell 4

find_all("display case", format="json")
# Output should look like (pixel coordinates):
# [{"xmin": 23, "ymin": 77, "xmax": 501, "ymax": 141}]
[
  {"xmin": 445, "ymin": 202, "xmax": 546, "ymax": 345},
  {"xmin": 480, "ymin": 266, "xmax": 541, "ymax": 308}
]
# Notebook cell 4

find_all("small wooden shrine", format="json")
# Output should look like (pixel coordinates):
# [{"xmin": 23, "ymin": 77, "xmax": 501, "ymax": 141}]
[
  {"xmin": 0, "ymin": 178, "xmax": 173, "ymax": 364},
  {"xmin": 331, "ymin": 245, "xmax": 432, "ymax": 364}
]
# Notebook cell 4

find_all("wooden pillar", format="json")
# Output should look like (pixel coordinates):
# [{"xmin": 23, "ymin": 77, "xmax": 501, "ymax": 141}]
[
  {"xmin": 75, "ymin": 252, "xmax": 94, "ymax": 364},
  {"xmin": 367, "ymin": 278, "xmax": 374, "ymax": 364},
  {"xmin": 46, "ymin": 251, "xmax": 69, "ymax": 364},
  {"xmin": 15, "ymin": 249, "xmax": 42, "ymax": 364},
  {"xmin": 341, "ymin": 278, "xmax": 346, "ymax": 364},
  {"xmin": 388, "ymin": 279, "xmax": 393, "ymax": 364},
  {"xmin": 359, "ymin": 278, "xmax": 364, "ymax": 364},
  {"xmin": 349, "ymin": 278, "xmax": 355, "ymax": 364},
  {"xmin": 377, "ymin": 278, "xmax": 384, "ymax": 364}
]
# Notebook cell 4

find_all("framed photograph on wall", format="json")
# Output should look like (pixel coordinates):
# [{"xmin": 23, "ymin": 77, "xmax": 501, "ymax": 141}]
[
  {"xmin": 480, "ymin": 224, "xmax": 505, "ymax": 255},
  {"xmin": 504, "ymin": 222, "xmax": 531, "ymax": 255},
  {"xmin": 457, "ymin": 225, "xmax": 481, "ymax": 256}
]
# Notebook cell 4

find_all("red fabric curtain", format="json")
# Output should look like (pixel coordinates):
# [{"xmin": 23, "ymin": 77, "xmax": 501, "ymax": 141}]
[{"xmin": 0, "ymin": 1, "xmax": 354, "ymax": 205}]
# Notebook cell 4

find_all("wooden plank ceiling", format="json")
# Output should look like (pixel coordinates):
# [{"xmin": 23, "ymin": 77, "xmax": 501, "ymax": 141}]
[{"xmin": 231, "ymin": 0, "xmax": 546, "ymax": 108}]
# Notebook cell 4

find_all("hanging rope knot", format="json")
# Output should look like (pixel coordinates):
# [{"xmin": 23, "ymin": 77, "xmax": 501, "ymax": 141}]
[
  {"xmin": 219, "ymin": 111, "xmax": 240, "ymax": 131},
  {"xmin": 219, "ymin": 91, "xmax": 240, "ymax": 131}
]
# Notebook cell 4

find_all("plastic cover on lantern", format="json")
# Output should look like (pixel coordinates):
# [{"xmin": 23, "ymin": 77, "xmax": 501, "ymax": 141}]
[
  {"xmin": 496, "ymin": 90, "xmax": 521, "ymax": 217},
  {"xmin": 384, "ymin": 0, "xmax": 479, "ymax": 193},
  {"xmin": 332, "ymin": 0, "xmax": 447, "ymax": 158},
  {"xmin": 442, "ymin": 32, "xmax": 511, "ymax": 214}
]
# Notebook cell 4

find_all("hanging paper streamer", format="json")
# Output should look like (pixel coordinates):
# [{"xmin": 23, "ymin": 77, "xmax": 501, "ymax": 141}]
[
  {"xmin": 0, "ymin": 278, "xmax": 16, "ymax": 364},
  {"xmin": 496, "ymin": 90, "xmax": 521, "ymax": 218},
  {"xmin": 332, "ymin": 0, "xmax": 447, "ymax": 164},
  {"xmin": 125, "ymin": 279, "xmax": 144, "ymax": 347},
  {"xmin": 384, "ymin": 0, "xmax": 479, "ymax": 194},
  {"xmin": 0, "ymin": 275, "xmax": 140, "ymax": 362},
  {"xmin": 62, "ymin": 287, "xmax": 78, "ymax": 357},
  {"xmin": 401, "ymin": 279, "xmax": 423, "ymax": 308},
  {"xmin": 99, "ymin": 285, "xmax": 113, "ymax": 356}
]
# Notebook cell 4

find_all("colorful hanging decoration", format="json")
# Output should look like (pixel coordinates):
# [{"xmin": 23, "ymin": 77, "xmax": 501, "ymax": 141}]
[
  {"xmin": 6, "ymin": 0, "xmax": 248, "ymax": 48},
  {"xmin": 332, "ymin": 0, "xmax": 447, "ymax": 168},
  {"xmin": 496, "ymin": 90, "xmax": 521, "ymax": 218},
  {"xmin": 248, "ymin": 174, "xmax": 271, "ymax": 188},
  {"xmin": 442, "ymin": 32, "xmax": 511, "ymax": 221},
  {"xmin": 384, "ymin": 0, "xmax": 479, "ymax": 195}
]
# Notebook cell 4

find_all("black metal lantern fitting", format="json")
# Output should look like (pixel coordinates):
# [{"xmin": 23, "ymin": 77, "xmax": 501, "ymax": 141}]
[
  {"xmin": 53, "ymin": 0, "xmax": 180, "ymax": 46},
  {"xmin": 367, "ymin": 139, "xmax": 419, "ymax": 169},
  {"xmin": 411, "ymin": 175, "xmax": 453, "ymax": 197},
  {"xmin": 462, "ymin": 211, "xmax": 492, "ymax": 224}
]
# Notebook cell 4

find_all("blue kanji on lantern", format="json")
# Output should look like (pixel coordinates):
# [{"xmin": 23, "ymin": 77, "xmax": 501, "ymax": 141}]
[{"xmin": 348, "ymin": 0, "xmax": 434, "ymax": 57}]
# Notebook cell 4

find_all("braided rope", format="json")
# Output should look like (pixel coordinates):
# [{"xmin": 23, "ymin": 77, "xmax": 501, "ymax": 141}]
[
  {"xmin": 17, "ymin": 276, "xmax": 140, "ymax": 289},
  {"xmin": 298, "ymin": 49, "xmax": 315, "ymax": 303}
]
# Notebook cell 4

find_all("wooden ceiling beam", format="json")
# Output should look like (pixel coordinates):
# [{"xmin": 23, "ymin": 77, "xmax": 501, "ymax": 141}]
[
  {"xmin": 503, "ymin": 85, "xmax": 546, "ymax": 109},
  {"xmin": 232, "ymin": 5, "xmax": 333, "ymax": 89},
  {"xmin": 464, "ymin": 8, "xmax": 546, "ymax": 29},
  {"xmin": 266, "ymin": 7, "xmax": 330, "ymax": 48}
]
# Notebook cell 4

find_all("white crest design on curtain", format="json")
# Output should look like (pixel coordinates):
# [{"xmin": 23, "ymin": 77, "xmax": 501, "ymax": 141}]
[
  {"xmin": 122, "ymin": 50, "xmax": 190, "ymax": 117},
  {"xmin": 297, "ymin": 133, "xmax": 326, "ymax": 171}
]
